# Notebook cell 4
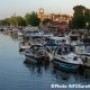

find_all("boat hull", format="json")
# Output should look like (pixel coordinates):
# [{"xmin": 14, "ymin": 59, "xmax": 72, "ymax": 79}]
[
  {"xmin": 53, "ymin": 58, "xmax": 80, "ymax": 72},
  {"xmin": 25, "ymin": 53, "xmax": 49, "ymax": 63},
  {"xmin": 19, "ymin": 46, "xmax": 29, "ymax": 52},
  {"xmin": 80, "ymin": 54, "xmax": 90, "ymax": 68}
]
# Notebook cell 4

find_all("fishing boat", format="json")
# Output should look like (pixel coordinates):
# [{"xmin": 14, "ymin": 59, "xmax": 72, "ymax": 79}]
[
  {"xmin": 53, "ymin": 45, "xmax": 83, "ymax": 72},
  {"xmin": 24, "ymin": 44, "xmax": 49, "ymax": 63}
]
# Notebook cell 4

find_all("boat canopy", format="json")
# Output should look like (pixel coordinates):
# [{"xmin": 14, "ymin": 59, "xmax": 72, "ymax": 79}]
[{"xmin": 57, "ymin": 45, "xmax": 75, "ymax": 55}]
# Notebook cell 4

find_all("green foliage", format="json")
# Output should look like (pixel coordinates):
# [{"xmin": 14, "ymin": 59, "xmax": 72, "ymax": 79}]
[
  {"xmin": 71, "ymin": 5, "xmax": 86, "ymax": 29},
  {"xmin": 0, "ymin": 14, "xmax": 26, "ymax": 27},
  {"xmin": 0, "ymin": 12, "xmax": 40, "ymax": 27},
  {"xmin": 73, "ymin": 5, "xmax": 86, "ymax": 14},
  {"xmin": 70, "ymin": 5, "xmax": 90, "ymax": 29},
  {"xmin": 85, "ymin": 9, "xmax": 90, "ymax": 29},
  {"xmin": 29, "ymin": 12, "xmax": 40, "ymax": 26},
  {"xmin": 16, "ymin": 16, "xmax": 26, "ymax": 26},
  {"xmin": 25, "ymin": 13, "xmax": 31, "ymax": 25},
  {"xmin": 42, "ymin": 18, "xmax": 51, "ymax": 25},
  {"xmin": 72, "ymin": 15, "xmax": 85, "ymax": 29},
  {"xmin": 10, "ymin": 16, "xmax": 17, "ymax": 26},
  {"xmin": 0, "ymin": 18, "xmax": 10, "ymax": 26},
  {"xmin": 25, "ymin": 12, "xmax": 40, "ymax": 26}
]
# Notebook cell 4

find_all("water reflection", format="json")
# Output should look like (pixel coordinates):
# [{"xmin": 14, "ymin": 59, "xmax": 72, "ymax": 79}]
[
  {"xmin": 24, "ymin": 59, "xmax": 90, "ymax": 84},
  {"xmin": 54, "ymin": 67, "xmax": 90, "ymax": 84},
  {"xmin": 24, "ymin": 60, "xmax": 50, "ymax": 75},
  {"xmin": 0, "ymin": 33, "xmax": 90, "ymax": 90},
  {"xmin": 81, "ymin": 68, "xmax": 90, "ymax": 79},
  {"xmin": 10, "ymin": 35, "xmax": 18, "ymax": 41},
  {"xmin": 55, "ymin": 70, "xmax": 70, "ymax": 80}
]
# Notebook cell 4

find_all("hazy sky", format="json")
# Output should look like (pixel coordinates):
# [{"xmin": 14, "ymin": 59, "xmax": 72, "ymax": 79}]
[{"xmin": 0, "ymin": 0, "xmax": 90, "ymax": 19}]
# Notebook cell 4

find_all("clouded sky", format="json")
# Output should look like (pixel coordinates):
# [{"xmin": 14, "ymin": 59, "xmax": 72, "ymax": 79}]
[{"xmin": 0, "ymin": 0, "xmax": 90, "ymax": 19}]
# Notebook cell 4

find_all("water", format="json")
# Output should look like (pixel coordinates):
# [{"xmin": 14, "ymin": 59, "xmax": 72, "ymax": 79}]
[{"xmin": 0, "ymin": 33, "xmax": 90, "ymax": 90}]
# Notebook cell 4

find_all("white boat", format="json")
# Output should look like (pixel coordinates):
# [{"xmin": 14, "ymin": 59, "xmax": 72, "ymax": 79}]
[
  {"xmin": 24, "ymin": 44, "xmax": 49, "ymax": 63},
  {"xmin": 19, "ymin": 43, "xmax": 30, "ymax": 52},
  {"xmin": 44, "ymin": 45, "xmax": 56, "ymax": 61},
  {"xmin": 18, "ymin": 28, "xmax": 24, "ymax": 36},
  {"xmin": 43, "ymin": 36, "xmax": 70, "ymax": 61},
  {"xmin": 19, "ymin": 39, "xmax": 30, "ymax": 52},
  {"xmin": 26, "ymin": 30, "xmax": 44, "ymax": 37},
  {"xmin": 68, "ymin": 31, "xmax": 79, "ymax": 41},
  {"xmin": 18, "ymin": 31, "xmax": 23, "ymax": 36},
  {"xmin": 44, "ymin": 36, "xmax": 70, "ymax": 60},
  {"xmin": 42, "ymin": 33, "xmax": 54, "ymax": 38},
  {"xmin": 11, "ymin": 29, "xmax": 18, "ymax": 36},
  {"xmin": 53, "ymin": 45, "xmax": 83, "ymax": 72},
  {"xmin": 75, "ymin": 44, "xmax": 90, "ymax": 68},
  {"xmin": 45, "ymin": 36, "xmax": 70, "ymax": 45}
]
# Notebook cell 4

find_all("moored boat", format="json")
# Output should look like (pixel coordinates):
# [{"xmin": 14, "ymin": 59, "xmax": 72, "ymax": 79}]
[
  {"xmin": 75, "ymin": 44, "xmax": 90, "ymax": 68},
  {"xmin": 24, "ymin": 44, "xmax": 49, "ymax": 63},
  {"xmin": 52, "ymin": 45, "xmax": 83, "ymax": 72}
]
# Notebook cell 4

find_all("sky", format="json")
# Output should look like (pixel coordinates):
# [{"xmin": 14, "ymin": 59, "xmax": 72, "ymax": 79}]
[{"xmin": 0, "ymin": 0, "xmax": 90, "ymax": 19}]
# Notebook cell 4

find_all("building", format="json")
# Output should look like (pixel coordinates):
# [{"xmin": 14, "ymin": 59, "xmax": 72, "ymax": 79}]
[
  {"xmin": 38, "ymin": 8, "xmax": 51, "ymax": 22},
  {"xmin": 38, "ymin": 8, "xmax": 72, "ymax": 24}
]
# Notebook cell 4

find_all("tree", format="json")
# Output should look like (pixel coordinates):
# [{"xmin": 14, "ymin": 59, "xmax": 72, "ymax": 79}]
[
  {"xmin": 25, "ymin": 13, "xmax": 31, "ymax": 25},
  {"xmin": 25, "ymin": 12, "xmax": 40, "ymax": 26},
  {"xmin": 16, "ymin": 16, "xmax": 26, "ymax": 26},
  {"xmin": 85, "ymin": 9, "xmax": 90, "ymax": 29},
  {"xmin": 10, "ymin": 16, "xmax": 26, "ymax": 27},
  {"xmin": 70, "ymin": 5, "xmax": 86, "ymax": 29},
  {"xmin": 10, "ymin": 15, "xmax": 17, "ymax": 27},
  {"xmin": 72, "ymin": 15, "xmax": 85, "ymax": 29},
  {"xmin": 42, "ymin": 18, "xmax": 52, "ymax": 25},
  {"xmin": 0, "ymin": 18, "xmax": 10, "ymax": 26}
]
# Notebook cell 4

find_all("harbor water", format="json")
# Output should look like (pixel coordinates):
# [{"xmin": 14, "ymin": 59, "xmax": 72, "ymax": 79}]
[{"xmin": 0, "ymin": 33, "xmax": 90, "ymax": 90}]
